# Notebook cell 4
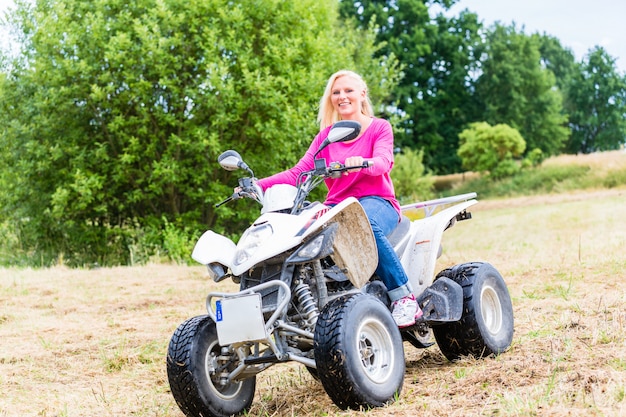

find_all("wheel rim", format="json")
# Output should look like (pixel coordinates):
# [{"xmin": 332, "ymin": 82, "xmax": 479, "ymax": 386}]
[
  {"xmin": 356, "ymin": 317, "xmax": 396, "ymax": 384},
  {"xmin": 204, "ymin": 341, "xmax": 244, "ymax": 399},
  {"xmin": 480, "ymin": 284, "xmax": 503, "ymax": 336}
]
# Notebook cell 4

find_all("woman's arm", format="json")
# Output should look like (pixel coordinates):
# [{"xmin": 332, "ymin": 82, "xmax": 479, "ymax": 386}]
[
  {"xmin": 256, "ymin": 131, "xmax": 328, "ymax": 191},
  {"xmin": 362, "ymin": 119, "xmax": 395, "ymax": 176}
]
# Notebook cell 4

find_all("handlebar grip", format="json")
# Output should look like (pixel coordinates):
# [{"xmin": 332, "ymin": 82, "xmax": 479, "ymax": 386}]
[
  {"xmin": 327, "ymin": 160, "xmax": 373, "ymax": 178},
  {"xmin": 215, "ymin": 195, "xmax": 234, "ymax": 208}
]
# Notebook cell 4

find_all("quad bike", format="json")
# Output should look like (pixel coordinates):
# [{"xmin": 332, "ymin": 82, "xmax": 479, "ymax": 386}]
[{"xmin": 166, "ymin": 120, "xmax": 514, "ymax": 417}]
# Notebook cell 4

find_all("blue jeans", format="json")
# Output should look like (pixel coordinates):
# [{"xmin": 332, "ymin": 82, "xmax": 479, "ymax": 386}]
[{"xmin": 359, "ymin": 197, "xmax": 413, "ymax": 302}]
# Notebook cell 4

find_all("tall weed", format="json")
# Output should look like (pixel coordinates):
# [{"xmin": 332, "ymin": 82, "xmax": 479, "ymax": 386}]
[{"xmin": 603, "ymin": 168, "xmax": 626, "ymax": 188}]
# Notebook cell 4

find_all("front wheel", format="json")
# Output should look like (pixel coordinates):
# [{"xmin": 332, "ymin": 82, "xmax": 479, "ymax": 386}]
[
  {"xmin": 314, "ymin": 293, "xmax": 405, "ymax": 410},
  {"xmin": 433, "ymin": 262, "xmax": 514, "ymax": 361},
  {"xmin": 166, "ymin": 315, "xmax": 256, "ymax": 417}
]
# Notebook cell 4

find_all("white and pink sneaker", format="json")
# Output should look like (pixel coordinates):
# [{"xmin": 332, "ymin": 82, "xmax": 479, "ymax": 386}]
[{"xmin": 391, "ymin": 294, "xmax": 423, "ymax": 328}]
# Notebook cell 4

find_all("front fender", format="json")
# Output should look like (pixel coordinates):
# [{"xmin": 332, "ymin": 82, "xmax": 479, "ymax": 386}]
[
  {"xmin": 191, "ymin": 230, "xmax": 236, "ymax": 267},
  {"xmin": 303, "ymin": 198, "xmax": 378, "ymax": 288}
]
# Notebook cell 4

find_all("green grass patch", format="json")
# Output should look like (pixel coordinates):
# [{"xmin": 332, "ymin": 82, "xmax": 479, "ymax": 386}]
[
  {"xmin": 603, "ymin": 167, "xmax": 626, "ymax": 188},
  {"xmin": 442, "ymin": 164, "xmax": 594, "ymax": 198}
]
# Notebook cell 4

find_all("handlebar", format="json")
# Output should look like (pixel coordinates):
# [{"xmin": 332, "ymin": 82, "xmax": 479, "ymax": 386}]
[
  {"xmin": 214, "ymin": 189, "xmax": 259, "ymax": 208},
  {"xmin": 215, "ymin": 195, "xmax": 234, "ymax": 208},
  {"xmin": 215, "ymin": 159, "xmax": 373, "ymax": 209},
  {"xmin": 215, "ymin": 177, "xmax": 262, "ymax": 208},
  {"xmin": 328, "ymin": 160, "xmax": 373, "ymax": 177}
]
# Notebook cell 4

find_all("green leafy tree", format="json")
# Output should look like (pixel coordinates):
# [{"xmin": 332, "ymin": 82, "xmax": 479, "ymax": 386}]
[
  {"xmin": 535, "ymin": 33, "xmax": 577, "ymax": 91},
  {"xmin": 406, "ymin": 10, "xmax": 483, "ymax": 174},
  {"xmin": 457, "ymin": 122, "xmax": 526, "ymax": 179},
  {"xmin": 564, "ymin": 47, "xmax": 626, "ymax": 153},
  {"xmin": 338, "ymin": 1, "xmax": 483, "ymax": 174},
  {"xmin": 475, "ymin": 24, "xmax": 569, "ymax": 157},
  {"xmin": 0, "ymin": 0, "xmax": 400, "ymax": 266}
]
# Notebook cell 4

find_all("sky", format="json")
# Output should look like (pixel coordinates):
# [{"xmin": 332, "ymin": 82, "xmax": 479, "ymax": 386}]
[
  {"xmin": 445, "ymin": 0, "xmax": 626, "ymax": 73},
  {"xmin": 1, "ymin": 0, "xmax": 626, "ymax": 73}
]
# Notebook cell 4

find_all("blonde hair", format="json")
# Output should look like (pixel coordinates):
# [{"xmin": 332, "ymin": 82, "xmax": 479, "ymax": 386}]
[{"xmin": 317, "ymin": 70, "xmax": 375, "ymax": 130}]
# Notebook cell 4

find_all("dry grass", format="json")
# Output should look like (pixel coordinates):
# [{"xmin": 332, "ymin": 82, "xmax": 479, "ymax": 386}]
[
  {"xmin": 1, "ymin": 178, "xmax": 625, "ymax": 415},
  {"xmin": 543, "ymin": 149, "xmax": 626, "ymax": 171},
  {"xmin": 434, "ymin": 149, "xmax": 626, "ymax": 191}
]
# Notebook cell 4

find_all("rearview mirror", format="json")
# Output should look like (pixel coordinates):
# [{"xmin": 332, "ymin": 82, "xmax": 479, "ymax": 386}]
[
  {"xmin": 327, "ymin": 120, "xmax": 361, "ymax": 144},
  {"xmin": 315, "ymin": 120, "xmax": 361, "ymax": 157},
  {"xmin": 217, "ymin": 150, "xmax": 243, "ymax": 171}
]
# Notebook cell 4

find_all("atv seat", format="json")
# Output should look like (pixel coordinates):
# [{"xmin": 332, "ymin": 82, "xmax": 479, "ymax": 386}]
[
  {"xmin": 387, "ymin": 214, "xmax": 443, "ymax": 259},
  {"xmin": 387, "ymin": 215, "xmax": 411, "ymax": 247}
]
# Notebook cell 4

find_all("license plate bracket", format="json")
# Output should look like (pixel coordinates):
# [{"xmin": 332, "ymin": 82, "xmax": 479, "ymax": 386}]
[{"xmin": 215, "ymin": 293, "xmax": 267, "ymax": 345}]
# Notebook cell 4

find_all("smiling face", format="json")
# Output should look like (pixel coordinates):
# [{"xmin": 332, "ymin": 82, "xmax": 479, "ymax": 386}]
[{"xmin": 331, "ymin": 75, "xmax": 366, "ymax": 121}]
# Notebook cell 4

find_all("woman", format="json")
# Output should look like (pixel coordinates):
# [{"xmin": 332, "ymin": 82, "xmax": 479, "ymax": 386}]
[{"xmin": 257, "ymin": 70, "xmax": 422, "ymax": 328}]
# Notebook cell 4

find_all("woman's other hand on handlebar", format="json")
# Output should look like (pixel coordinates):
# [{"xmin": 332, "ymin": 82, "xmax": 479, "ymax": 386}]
[{"xmin": 345, "ymin": 156, "xmax": 364, "ymax": 173}]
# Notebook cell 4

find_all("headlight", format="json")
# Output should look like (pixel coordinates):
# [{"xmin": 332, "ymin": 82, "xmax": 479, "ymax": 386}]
[
  {"xmin": 234, "ymin": 223, "xmax": 273, "ymax": 266},
  {"xmin": 286, "ymin": 223, "xmax": 338, "ymax": 264},
  {"xmin": 296, "ymin": 234, "xmax": 325, "ymax": 259}
]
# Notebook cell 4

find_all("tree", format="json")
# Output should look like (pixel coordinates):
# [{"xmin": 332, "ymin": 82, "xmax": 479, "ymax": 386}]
[
  {"xmin": 339, "ymin": 0, "xmax": 484, "ymax": 174},
  {"xmin": 564, "ymin": 47, "xmax": 626, "ymax": 153},
  {"xmin": 535, "ymin": 33, "xmax": 577, "ymax": 91},
  {"xmin": 474, "ymin": 24, "xmax": 569, "ymax": 157},
  {"xmin": 403, "ymin": 9, "xmax": 483, "ymax": 174},
  {"xmin": 0, "ymin": 0, "xmax": 400, "ymax": 266},
  {"xmin": 457, "ymin": 122, "xmax": 526, "ymax": 179}
]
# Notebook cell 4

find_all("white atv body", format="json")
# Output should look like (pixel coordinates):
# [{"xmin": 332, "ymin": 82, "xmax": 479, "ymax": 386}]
[{"xmin": 166, "ymin": 120, "xmax": 514, "ymax": 417}]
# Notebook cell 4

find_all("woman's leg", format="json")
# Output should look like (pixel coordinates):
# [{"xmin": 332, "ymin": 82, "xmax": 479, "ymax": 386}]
[
  {"xmin": 360, "ymin": 197, "xmax": 422, "ymax": 327},
  {"xmin": 359, "ymin": 197, "xmax": 412, "ymax": 300}
]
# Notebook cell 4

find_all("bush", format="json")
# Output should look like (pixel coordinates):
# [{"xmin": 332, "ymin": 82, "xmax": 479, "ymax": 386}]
[
  {"xmin": 161, "ymin": 218, "xmax": 199, "ymax": 265},
  {"xmin": 0, "ymin": 220, "xmax": 28, "ymax": 267},
  {"xmin": 0, "ymin": 0, "xmax": 399, "ymax": 268},
  {"xmin": 391, "ymin": 148, "xmax": 435, "ymax": 204},
  {"xmin": 603, "ymin": 168, "xmax": 626, "ymax": 188},
  {"xmin": 509, "ymin": 165, "xmax": 590, "ymax": 193},
  {"xmin": 522, "ymin": 148, "xmax": 545, "ymax": 169},
  {"xmin": 457, "ymin": 122, "xmax": 526, "ymax": 179},
  {"xmin": 0, "ymin": 216, "xmax": 199, "ymax": 267}
]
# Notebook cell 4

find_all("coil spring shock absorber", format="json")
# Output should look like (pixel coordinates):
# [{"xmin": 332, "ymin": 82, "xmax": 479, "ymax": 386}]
[{"xmin": 293, "ymin": 282, "xmax": 319, "ymax": 328}]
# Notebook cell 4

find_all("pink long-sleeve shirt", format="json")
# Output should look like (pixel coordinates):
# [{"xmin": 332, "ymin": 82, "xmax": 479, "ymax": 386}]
[{"xmin": 257, "ymin": 117, "xmax": 401, "ymax": 216}]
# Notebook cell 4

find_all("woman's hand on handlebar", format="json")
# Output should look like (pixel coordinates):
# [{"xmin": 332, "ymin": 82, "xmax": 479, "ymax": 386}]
[
  {"xmin": 233, "ymin": 178, "xmax": 262, "ymax": 202},
  {"xmin": 233, "ymin": 186, "xmax": 255, "ymax": 200},
  {"xmin": 344, "ymin": 156, "xmax": 372, "ymax": 174},
  {"xmin": 345, "ymin": 156, "xmax": 363, "ymax": 173}
]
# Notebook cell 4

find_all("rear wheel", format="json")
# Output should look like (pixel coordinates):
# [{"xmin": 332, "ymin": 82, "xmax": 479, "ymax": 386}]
[
  {"xmin": 433, "ymin": 262, "xmax": 514, "ymax": 361},
  {"xmin": 166, "ymin": 315, "xmax": 256, "ymax": 417},
  {"xmin": 314, "ymin": 293, "xmax": 405, "ymax": 410}
]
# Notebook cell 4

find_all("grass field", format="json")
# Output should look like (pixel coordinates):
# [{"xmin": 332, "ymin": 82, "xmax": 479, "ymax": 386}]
[
  {"xmin": 1, "ymin": 168, "xmax": 625, "ymax": 415},
  {"xmin": 435, "ymin": 149, "xmax": 626, "ymax": 197}
]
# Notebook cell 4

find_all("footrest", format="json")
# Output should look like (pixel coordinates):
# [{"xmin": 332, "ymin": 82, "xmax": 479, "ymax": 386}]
[{"xmin": 416, "ymin": 277, "xmax": 463, "ymax": 323}]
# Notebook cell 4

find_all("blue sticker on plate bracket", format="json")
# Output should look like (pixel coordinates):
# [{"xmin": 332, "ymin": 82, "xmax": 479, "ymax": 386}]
[{"xmin": 216, "ymin": 300, "xmax": 223, "ymax": 322}]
